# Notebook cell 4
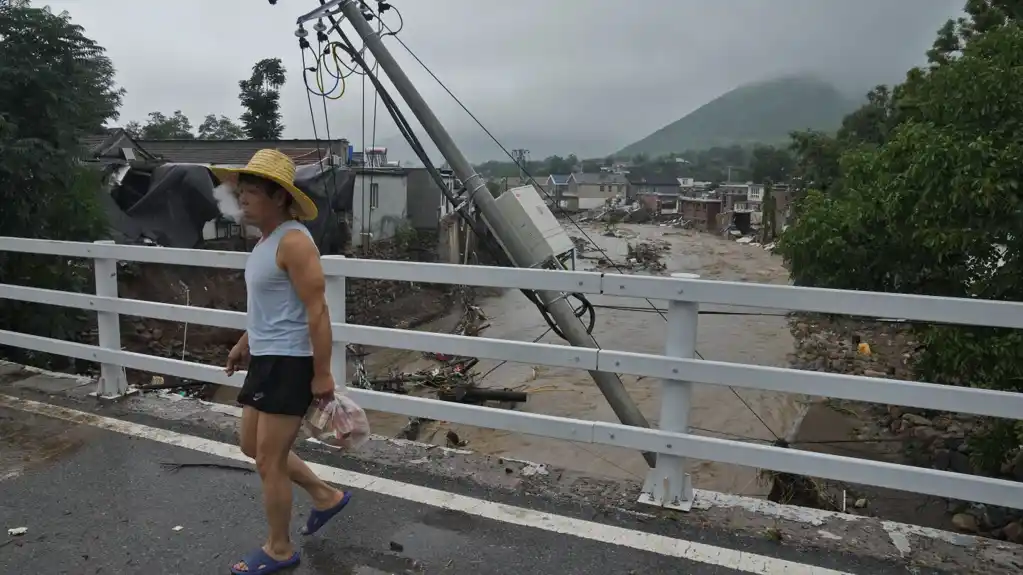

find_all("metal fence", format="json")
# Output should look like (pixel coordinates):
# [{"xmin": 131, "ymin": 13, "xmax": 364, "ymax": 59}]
[{"xmin": 2, "ymin": 236, "xmax": 1023, "ymax": 511}]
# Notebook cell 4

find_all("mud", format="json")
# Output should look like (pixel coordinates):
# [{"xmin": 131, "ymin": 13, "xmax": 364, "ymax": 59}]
[
  {"xmin": 359, "ymin": 224, "xmax": 805, "ymax": 496},
  {"xmin": 0, "ymin": 404, "xmax": 92, "ymax": 482}
]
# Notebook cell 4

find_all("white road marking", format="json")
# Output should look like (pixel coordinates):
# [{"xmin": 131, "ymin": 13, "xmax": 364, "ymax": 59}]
[{"xmin": 1, "ymin": 394, "xmax": 851, "ymax": 575}]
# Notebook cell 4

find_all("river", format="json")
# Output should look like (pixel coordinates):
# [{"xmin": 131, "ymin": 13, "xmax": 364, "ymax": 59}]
[{"xmin": 361, "ymin": 222, "xmax": 805, "ymax": 497}]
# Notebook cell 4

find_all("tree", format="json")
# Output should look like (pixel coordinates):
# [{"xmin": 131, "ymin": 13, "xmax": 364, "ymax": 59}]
[
  {"xmin": 198, "ymin": 114, "xmax": 245, "ymax": 140},
  {"xmin": 239, "ymin": 58, "xmax": 286, "ymax": 140},
  {"xmin": 778, "ymin": 16, "xmax": 1023, "ymax": 471},
  {"xmin": 543, "ymin": 155, "xmax": 574, "ymax": 175},
  {"xmin": 836, "ymin": 85, "xmax": 896, "ymax": 147},
  {"xmin": 787, "ymin": 130, "xmax": 843, "ymax": 194},
  {"xmin": 0, "ymin": 5, "xmax": 120, "ymax": 364},
  {"xmin": 749, "ymin": 145, "xmax": 794, "ymax": 184},
  {"xmin": 129, "ymin": 110, "xmax": 194, "ymax": 140}
]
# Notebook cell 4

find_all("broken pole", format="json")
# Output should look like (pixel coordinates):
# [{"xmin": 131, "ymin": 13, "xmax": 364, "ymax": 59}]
[{"xmin": 334, "ymin": 0, "xmax": 656, "ymax": 466}]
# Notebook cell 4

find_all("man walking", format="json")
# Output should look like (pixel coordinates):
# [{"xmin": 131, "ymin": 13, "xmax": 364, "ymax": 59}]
[{"xmin": 214, "ymin": 150, "xmax": 351, "ymax": 574}]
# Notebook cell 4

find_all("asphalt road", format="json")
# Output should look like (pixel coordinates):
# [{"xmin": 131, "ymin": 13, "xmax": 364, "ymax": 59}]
[
  {"xmin": 0, "ymin": 407, "xmax": 755, "ymax": 575},
  {"xmin": 0, "ymin": 399, "xmax": 940, "ymax": 575}
]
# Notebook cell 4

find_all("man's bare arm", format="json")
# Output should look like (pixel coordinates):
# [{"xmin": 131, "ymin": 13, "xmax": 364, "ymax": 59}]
[
  {"xmin": 278, "ymin": 230, "xmax": 332, "ymax": 376},
  {"xmin": 235, "ymin": 331, "xmax": 249, "ymax": 349}
]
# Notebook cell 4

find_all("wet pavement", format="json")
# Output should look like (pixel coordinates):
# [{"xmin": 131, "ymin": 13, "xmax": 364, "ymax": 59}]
[
  {"xmin": 0, "ymin": 401, "xmax": 926, "ymax": 575},
  {"xmin": 2, "ymin": 368, "xmax": 1011, "ymax": 575},
  {"xmin": 363, "ymin": 224, "xmax": 804, "ymax": 496}
]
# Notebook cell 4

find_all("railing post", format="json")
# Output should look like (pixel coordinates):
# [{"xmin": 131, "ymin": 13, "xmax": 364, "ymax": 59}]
[
  {"xmin": 322, "ymin": 256, "xmax": 347, "ymax": 389},
  {"xmin": 92, "ymin": 240, "xmax": 129, "ymax": 398},
  {"xmin": 639, "ymin": 272, "xmax": 698, "ymax": 511}
]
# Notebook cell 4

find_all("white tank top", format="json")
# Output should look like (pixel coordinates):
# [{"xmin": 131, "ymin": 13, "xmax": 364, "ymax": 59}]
[{"xmin": 244, "ymin": 220, "xmax": 315, "ymax": 356}]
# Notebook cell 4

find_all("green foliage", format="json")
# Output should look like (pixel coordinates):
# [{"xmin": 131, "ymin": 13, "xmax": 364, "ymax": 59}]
[
  {"xmin": 124, "ymin": 111, "xmax": 245, "ymax": 141},
  {"xmin": 197, "ymin": 114, "xmax": 245, "ymax": 140},
  {"xmin": 476, "ymin": 143, "xmax": 791, "ymax": 186},
  {"xmin": 749, "ymin": 145, "xmax": 794, "ymax": 184},
  {"xmin": 779, "ymin": 10, "xmax": 1023, "ymax": 472},
  {"xmin": 125, "ymin": 110, "xmax": 195, "ymax": 139},
  {"xmin": 0, "ymin": 5, "xmax": 119, "ymax": 365},
  {"xmin": 239, "ymin": 58, "xmax": 286, "ymax": 140},
  {"xmin": 392, "ymin": 220, "xmax": 418, "ymax": 252},
  {"xmin": 617, "ymin": 76, "xmax": 858, "ymax": 158}
]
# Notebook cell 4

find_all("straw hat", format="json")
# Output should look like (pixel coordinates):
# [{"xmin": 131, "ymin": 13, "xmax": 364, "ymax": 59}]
[{"xmin": 209, "ymin": 149, "xmax": 318, "ymax": 221}]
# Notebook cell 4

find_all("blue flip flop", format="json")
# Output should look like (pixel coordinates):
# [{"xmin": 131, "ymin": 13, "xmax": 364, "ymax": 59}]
[
  {"xmin": 230, "ymin": 547, "xmax": 300, "ymax": 574},
  {"xmin": 301, "ymin": 490, "xmax": 352, "ymax": 535}
]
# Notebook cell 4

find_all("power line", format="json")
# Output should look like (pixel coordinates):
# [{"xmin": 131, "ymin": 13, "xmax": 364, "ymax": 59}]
[
  {"xmin": 310, "ymin": 3, "xmax": 600, "ymax": 351},
  {"xmin": 372, "ymin": 12, "xmax": 781, "ymax": 443}
]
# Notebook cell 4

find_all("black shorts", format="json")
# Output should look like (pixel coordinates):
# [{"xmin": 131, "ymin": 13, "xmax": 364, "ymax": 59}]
[{"xmin": 237, "ymin": 355, "xmax": 315, "ymax": 417}]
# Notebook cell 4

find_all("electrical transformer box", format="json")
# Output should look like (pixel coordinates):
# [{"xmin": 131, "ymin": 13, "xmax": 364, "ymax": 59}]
[{"xmin": 485, "ymin": 184, "xmax": 575, "ymax": 269}]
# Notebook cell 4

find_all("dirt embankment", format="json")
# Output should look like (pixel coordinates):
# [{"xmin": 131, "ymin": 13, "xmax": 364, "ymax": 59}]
[
  {"xmin": 105, "ymin": 237, "xmax": 465, "ymax": 398},
  {"xmin": 784, "ymin": 314, "xmax": 1023, "ymax": 543}
]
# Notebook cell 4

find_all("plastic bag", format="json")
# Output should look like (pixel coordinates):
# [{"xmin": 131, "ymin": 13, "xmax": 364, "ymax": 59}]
[{"xmin": 304, "ymin": 393, "xmax": 371, "ymax": 450}]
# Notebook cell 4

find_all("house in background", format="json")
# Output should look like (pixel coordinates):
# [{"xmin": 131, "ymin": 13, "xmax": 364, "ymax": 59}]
[
  {"xmin": 626, "ymin": 171, "xmax": 680, "ymax": 212},
  {"xmin": 677, "ymin": 177, "xmax": 712, "ymax": 196},
  {"xmin": 679, "ymin": 197, "xmax": 722, "ymax": 232},
  {"xmin": 625, "ymin": 170, "xmax": 679, "ymax": 200},
  {"xmin": 545, "ymin": 174, "xmax": 571, "ymax": 207},
  {"xmin": 135, "ymin": 138, "xmax": 349, "ymax": 166},
  {"xmin": 406, "ymin": 167, "xmax": 458, "ymax": 231},
  {"xmin": 350, "ymin": 167, "xmax": 408, "ymax": 248},
  {"xmin": 83, "ymin": 128, "xmax": 159, "ymax": 164},
  {"xmin": 717, "ymin": 183, "xmax": 751, "ymax": 213},
  {"xmin": 562, "ymin": 172, "xmax": 628, "ymax": 211}
]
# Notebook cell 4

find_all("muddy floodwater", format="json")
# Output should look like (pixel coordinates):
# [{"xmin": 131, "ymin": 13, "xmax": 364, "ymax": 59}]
[{"xmin": 362, "ymin": 223, "xmax": 804, "ymax": 497}]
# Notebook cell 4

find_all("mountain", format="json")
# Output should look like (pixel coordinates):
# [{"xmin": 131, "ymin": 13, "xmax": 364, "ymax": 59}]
[{"xmin": 617, "ymin": 76, "xmax": 859, "ymax": 158}]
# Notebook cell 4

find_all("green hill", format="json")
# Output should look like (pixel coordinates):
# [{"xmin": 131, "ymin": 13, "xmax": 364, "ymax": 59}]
[{"xmin": 617, "ymin": 76, "xmax": 859, "ymax": 157}]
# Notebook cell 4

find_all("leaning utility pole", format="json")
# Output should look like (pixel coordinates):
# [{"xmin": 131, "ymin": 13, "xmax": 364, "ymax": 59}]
[{"xmin": 333, "ymin": 0, "xmax": 655, "ymax": 466}]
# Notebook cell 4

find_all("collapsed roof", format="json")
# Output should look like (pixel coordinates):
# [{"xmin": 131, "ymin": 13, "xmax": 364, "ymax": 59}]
[{"xmin": 94, "ymin": 161, "xmax": 355, "ymax": 251}]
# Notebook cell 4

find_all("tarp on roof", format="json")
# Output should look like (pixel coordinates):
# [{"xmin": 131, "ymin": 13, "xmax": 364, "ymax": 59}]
[{"xmin": 102, "ymin": 161, "xmax": 356, "ymax": 251}]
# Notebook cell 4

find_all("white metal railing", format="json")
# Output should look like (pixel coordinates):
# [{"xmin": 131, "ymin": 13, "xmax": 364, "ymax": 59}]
[{"xmin": 2, "ymin": 237, "xmax": 1023, "ymax": 512}]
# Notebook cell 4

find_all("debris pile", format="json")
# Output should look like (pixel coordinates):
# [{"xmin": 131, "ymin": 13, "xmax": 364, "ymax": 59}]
[
  {"xmin": 350, "ymin": 301, "xmax": 527, "ymax": 408},
  {"xmin": 570, "ymin": 235, "xmax": 597, "ymax": 254},
  {"xmin": 593, "ymin": 239, "xmax": 670, "ymax": 273}
]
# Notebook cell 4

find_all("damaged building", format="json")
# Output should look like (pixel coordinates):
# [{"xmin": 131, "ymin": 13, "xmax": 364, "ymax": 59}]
[{"xmin": 80, "ymin": 130, "xmax": 463, "ymax": 254}]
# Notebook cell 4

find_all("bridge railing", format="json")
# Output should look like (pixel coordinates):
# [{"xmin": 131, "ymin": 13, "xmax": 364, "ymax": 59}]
[{"xmin": 2, "ymin": 236, "xmax": 1023, "ymax": 511}]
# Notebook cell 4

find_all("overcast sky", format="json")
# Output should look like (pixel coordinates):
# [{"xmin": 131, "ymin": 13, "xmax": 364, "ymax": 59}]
[{"xmin": 49, "ymin": 0, "xmax": 963, "ymax": 162}]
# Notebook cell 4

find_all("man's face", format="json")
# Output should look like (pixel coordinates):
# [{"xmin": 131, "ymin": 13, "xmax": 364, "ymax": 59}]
[{"xmin": 237, "ymin": 179, "xmax": 280, "ymax": 225}]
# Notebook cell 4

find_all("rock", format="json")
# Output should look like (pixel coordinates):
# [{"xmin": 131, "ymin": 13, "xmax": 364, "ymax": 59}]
[
  {"xmin": 888, "ymin": 405, "xmax": 903, "ymax": 419},
  {"xmin": 1004, "ymin": 521, "xmax": 1023, "ymax": 544},
  {"xmin": 912, "ymin": 426, "xmax": 941, "ymax": 442},
  {"xmin": 983, "ymin": 506, "xmax": 1013, "ymax": 530},
  {"xmin": 932, "ymin": 449, "xmax": 951, "ymax": 471},
  {"xmin": 1012, "ymin": 457, "xmax": 1023, "ymax": 482},
  {"xmin": 949, "ymin": 451, "xmax": 973, "ymax": 474},
  {"xmin": 952, "ymin": 513, "xmax": 980, "ymax": 533},
  {"xmin": 902, "ymin": 413, "xmax": 931, "ymax": 427},
  {"xmin": 854, "ymin": 498, "xmax": 867, "ymax": 509}
]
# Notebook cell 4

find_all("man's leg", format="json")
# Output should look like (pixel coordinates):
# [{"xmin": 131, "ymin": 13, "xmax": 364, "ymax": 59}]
[
  {"xmin": 240, "ymin": 406, "xmax": 342, "ymax": 510},
  {"xmin": 254, "ymin": 412, "xmax": 304, "ymax": 560}
]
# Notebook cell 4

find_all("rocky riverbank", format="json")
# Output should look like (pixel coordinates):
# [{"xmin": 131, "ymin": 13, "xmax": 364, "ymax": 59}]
[{"xmin": 786, "ymin": 314, "xmax": 1023, "ymax": 543}]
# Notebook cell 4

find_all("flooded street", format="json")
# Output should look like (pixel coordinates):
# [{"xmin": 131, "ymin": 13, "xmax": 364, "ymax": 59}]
[{"xmin": 362, "ymin": 223, "xmax": 804, "ymax": 497}]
